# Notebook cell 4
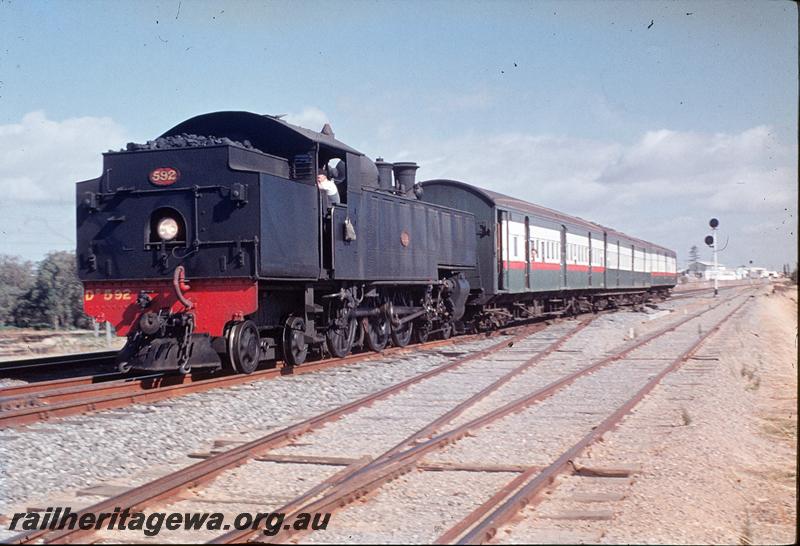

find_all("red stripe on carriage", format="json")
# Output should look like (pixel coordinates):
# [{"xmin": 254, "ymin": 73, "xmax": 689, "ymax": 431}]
[
  {"xmin": 503, "ymin": 262, "xmax": 608, "ymax": 273},
  {"xmin": 533, "ymin": 262, "xmax": 562, "ymax": 271}
]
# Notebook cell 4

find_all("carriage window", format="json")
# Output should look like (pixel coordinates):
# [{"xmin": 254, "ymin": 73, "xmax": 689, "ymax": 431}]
[{"xmin": 512, "ymin": 236, "xmax": 519, "ymax": 258}]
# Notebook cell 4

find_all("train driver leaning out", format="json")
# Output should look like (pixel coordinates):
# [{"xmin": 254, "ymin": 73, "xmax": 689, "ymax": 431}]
[{"xmin": 317, "ymin": 167, "xmax": 340, "ymax": 206}]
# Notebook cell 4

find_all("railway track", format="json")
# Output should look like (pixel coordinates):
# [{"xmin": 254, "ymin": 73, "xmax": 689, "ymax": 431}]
[
  {"xmin": 0, "ymin": 288, "xmax": 722, "ymax": 429},
  {"xmin": 5, "ymin": 287, "xmax": 753, "ymax": 544},
  {"xmin": 7, "ymin": 321, "xmax": 551, "ymax": 544},
  {"xmin": 0, "ymin": 291, "xmax": 695, "ymax": 428},
  {"xmin": 0, "ymin": 323, "xmax": 542, "ymax": 429},
  {"xmin": 440, "ymin": 294, "xmax": 753, "ymax": 544},
  {"xmin": 668, "ymin": 282, "xmax": 753, "ymax": 299},
  {"xmin": 234, "ymin": 290, "xmax": 752, "ymax": 545}
]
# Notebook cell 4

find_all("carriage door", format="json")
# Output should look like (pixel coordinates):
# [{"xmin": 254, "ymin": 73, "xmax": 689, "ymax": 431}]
[
  {"xmin": 588, "ymin": 232, "xmax": 593, "ymax": 287},
  {"xmin": 560, "ymin": 225, "xmax": 567, "ymax": 289},
  {"xmin": 524, "ymin": 217, "xmax": 531, "ymax": 289},
  {"xmin": 603, "ymin": 232, "xmax": 608, "ymax": 289},
  {"xmin": 497, "ymin": 210, "xmax": 508, "ymax": 291}
]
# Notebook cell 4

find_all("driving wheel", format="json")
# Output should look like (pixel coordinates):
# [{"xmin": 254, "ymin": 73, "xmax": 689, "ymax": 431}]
[
  {"xmin": 390, "ymin": 320, "xmax": 413, "ymax": 348},
  {"xmin": 362, "ymin": 315, "xmax": 390, "ymax": 352},
  {"xmin": 326, "ymin": 318, "xmax": 357, "ymax": 358},
  {"xmin": 282, "ymin": 316, "xmax": 308, "ymax": 366},
  {"xmin": 227, "ymin": 320, "xmax": 260, "ymax": 374}
]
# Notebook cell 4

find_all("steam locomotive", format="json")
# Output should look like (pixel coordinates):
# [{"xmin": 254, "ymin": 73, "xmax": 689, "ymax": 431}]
[{"xmin": 75, "ymin": 111, "xmax": 676, "ymax": 374}]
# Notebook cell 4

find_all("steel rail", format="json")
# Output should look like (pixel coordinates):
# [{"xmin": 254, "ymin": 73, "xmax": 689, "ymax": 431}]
[
  {"xmin": 447, "ymin": 294, "xmax": 752, "ymax": 545},
  {"xmin": 211, "ymin": 318, "xmax": 595, "ymax": 544},
  {"xmin": 0, "ymin": 370, "xmax": 145, "ymax": 402},
  {"xmin": 6, "ymin": 326, "xmax": 538, "ymax": 545},
  {"xmin": 0, "ymin": 332, "xmax": 492, "ymax": 404},
  {"xmin": 254, "ymin": 290, "xmax": 750, "ymax": 545},
  {"xmin": 0, "ymin": 372, "xmax": 187, "ymax": 412}
]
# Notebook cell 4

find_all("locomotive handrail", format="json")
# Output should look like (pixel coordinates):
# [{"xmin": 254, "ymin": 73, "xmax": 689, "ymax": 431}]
[
  {"xmin": 145, "ymin": 237, "xmax": 258, "ymax": 248},
  {"xmin": 93, "ymin": 184, "xmax": 228, "ymax": 198}
]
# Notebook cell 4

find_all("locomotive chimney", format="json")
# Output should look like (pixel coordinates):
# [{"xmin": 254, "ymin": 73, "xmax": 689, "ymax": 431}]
[
  {"xmin": 375, "ymin": 157, "xmax": 394, "ymax": 191},
  {"xmin": 392, "ymin": 162, "xmax": 419, "ymax": 195}
]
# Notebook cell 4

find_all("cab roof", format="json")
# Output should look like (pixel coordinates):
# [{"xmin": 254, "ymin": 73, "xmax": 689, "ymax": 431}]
[{"xmin": 160, "ymin": 111, "xmax": 362, "ymax": 158}]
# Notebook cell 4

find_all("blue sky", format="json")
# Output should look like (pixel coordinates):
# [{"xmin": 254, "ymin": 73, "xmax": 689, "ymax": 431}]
[{"xmin": 0, "ymin": 0, "xmax": 797, "ymax": 270}]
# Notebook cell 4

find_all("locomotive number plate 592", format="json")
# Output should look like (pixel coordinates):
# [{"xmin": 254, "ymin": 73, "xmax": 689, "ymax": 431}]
[
  {"xmin": 84, "ymin": 288, "xmax": 132, "ymax": 302},
  {"xmin": 149, "ymin": 167, "xmax": 180, "ymax": 186}
]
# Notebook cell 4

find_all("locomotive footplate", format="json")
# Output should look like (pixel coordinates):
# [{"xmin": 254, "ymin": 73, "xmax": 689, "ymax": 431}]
[
  {"xmin": 116, "ymin": 310, "xmax": 222, "ymax": 373},
  {"xmin": 117, "ymin": 334, "xmax": 222, "ymax": 373}
]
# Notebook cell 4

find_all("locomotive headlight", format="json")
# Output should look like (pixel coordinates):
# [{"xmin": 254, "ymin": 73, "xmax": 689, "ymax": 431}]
[{"xmin": 157, "ymin": 217, "xmax": 179, "ymax": 241}]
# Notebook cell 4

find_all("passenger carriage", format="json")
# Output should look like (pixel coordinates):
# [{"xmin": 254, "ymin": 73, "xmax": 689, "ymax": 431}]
[{"xmin": 420, "ymin": 180, "xmax": 677, "ymax": 327}]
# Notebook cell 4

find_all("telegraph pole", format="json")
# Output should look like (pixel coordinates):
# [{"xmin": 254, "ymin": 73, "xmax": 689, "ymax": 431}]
[{"xmin": 705, "ymin": 218, "xmax": 720, "ymax": 296}]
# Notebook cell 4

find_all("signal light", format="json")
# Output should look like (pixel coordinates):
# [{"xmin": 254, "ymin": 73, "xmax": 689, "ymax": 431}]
[{"xmin": 704, "ymin": 235, "xmax": 714, "ymax": 247}]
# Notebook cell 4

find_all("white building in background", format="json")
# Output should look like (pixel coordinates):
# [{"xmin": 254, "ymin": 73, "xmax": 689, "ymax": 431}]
[
  {"xmin": 683, "ymin": 262, "xmax": 781, "ymax": 281},
  {"xmin": 735, "ymin": 266, "xmax": 781, "ymax": 279},
  {"xmin": 704, "ymin": 266, "xmax": 738, "ymax": 281},
  {"xmin": 684, "ymin": 260, "xmax": 735, "ymax": 280}
]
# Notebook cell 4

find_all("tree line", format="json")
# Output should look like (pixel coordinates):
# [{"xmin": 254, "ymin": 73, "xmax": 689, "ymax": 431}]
[{"xmin": 0, "ymin": 252, "xmax": 90, "ymax": 329}]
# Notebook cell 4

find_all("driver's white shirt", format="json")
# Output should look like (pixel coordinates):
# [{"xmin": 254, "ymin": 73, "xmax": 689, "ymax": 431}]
[{"xmin": 318, "ymin": 177, "xmax": 339, "ymax": 198}]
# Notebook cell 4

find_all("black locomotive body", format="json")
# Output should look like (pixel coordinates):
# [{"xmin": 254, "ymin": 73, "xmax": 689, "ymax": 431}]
[{"xmin": 77, "ymin": 112, "xmax": 475, "ymax": 373}]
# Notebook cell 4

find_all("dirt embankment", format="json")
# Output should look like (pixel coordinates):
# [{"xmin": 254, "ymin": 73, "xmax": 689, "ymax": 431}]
[{"xmin": 0, "ymin": 329, "xmax": 124, "ymax": 361}]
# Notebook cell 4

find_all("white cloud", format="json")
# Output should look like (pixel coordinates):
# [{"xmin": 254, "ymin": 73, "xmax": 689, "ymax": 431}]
[
  {"xmin": 393, "ymin": 125, "xmax": 797, "ymax": 269},
  {"xmin": 0, "ymin": 111, "xmax": 129, "ymax": 204},
  {"xmin": 0, "ymin": 111, "xmax": 129, "ymax": 259},
  {"xmin": 284, "ymin": 107, "xmax": 329, "ymax": 132}
]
